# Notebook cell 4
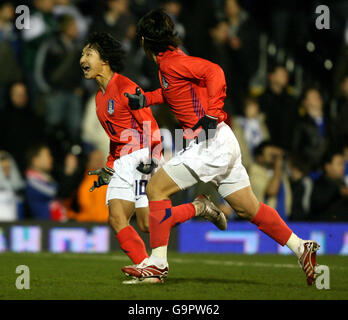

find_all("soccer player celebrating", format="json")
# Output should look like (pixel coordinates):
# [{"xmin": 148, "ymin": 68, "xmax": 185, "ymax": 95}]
[
  {"xmin": 122, "ymin": 9, "xmax": 320, "ymax": 286},
  {"xmin": 80, "ymin": 32, "xmax": 224, "ymax": 283},
  {"xmin": 80, "ymin": 32, "xmax": 160, "ymax": 278}
]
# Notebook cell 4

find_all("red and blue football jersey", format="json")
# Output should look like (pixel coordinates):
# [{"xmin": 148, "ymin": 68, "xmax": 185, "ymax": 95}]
[
  {"xmin": 144, "ymin": 48, "xmax": 228, "ymax": 131},
  {"xmin": 95, "ymin": 73, "xmax": 162, "ymax": 168}
]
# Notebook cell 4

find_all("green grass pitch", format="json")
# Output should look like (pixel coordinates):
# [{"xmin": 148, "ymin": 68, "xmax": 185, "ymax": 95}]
[{"xmin": 1, "ymin": 252, "xmax": 347, "ymax": 300}]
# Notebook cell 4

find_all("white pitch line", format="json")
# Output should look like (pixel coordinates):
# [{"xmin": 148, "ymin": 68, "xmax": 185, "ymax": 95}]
[{"xmin": 32, "ymin": 252, "xmax": 347, "ymax": 271}]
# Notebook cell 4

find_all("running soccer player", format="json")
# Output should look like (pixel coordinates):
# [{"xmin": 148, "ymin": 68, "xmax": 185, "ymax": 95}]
[
  {"xmin": 122, "ymin": 9, "xmax": 320, "ymax": 286},
  {"xmin": 80, "ymin": 32, "xmax": 225, "ymax": 283}
]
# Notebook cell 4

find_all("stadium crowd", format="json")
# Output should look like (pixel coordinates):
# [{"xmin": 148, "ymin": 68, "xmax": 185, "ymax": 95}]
[{"xmin": 0, "ymin": 0, "xmax": 348, "ymax": 223}]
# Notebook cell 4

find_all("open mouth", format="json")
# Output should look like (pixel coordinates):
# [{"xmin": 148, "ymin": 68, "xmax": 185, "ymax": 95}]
[{"xmin": 81, "ymin": 65, "xmax": 90, "ymax": 73}]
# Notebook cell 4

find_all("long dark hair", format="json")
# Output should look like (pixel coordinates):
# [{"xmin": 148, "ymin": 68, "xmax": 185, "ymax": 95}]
[{"xmin": 137, "ymin": 9, "xmax": 182, "ymax": 56}]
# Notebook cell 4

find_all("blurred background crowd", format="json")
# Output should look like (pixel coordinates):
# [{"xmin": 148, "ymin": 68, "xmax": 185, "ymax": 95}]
[{"xmin": 0, "ymin": 0, "xmax": 348, "ymax": 223}]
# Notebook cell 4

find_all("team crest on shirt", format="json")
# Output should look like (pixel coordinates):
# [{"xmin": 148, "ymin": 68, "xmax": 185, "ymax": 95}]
[
  {"xmin": 107, "ymin": 99, "xmax": 115, "ymax": 115},
  {"xmin": 161, "ymin": 75, "xmax": 169, "ymax": 89}
]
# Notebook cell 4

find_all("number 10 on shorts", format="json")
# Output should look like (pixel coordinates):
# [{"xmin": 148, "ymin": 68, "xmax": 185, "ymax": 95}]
[{"xmin": 135, "ymin": 180, "xmax": 148, "ymax": 197}]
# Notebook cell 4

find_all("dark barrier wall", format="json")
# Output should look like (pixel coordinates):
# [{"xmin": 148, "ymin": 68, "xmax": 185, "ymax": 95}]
[
  {"xmin": 2, "ymin": 220, "xmax": 348, "ymax": 255},
  {"xmin": 179, "ymin": 221, "xmax": 348, "ymax": 255},
  {"xmin": 0, "ymin": 220, "xmax": 178, "ymax": 253}
]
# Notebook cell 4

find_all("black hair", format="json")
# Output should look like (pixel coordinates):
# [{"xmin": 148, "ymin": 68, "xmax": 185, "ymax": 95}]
[
  {"xmin": 322, "ymin": 149, "xmax": 343, "ymax": 167},
  {"xmin": 160, "ymin": 0, "xmax": 181, "ymax": 5},
  {"xmin": 0, "ymin": 2, "xmax": 14, "ymax": 10},
  {"xmin": 136, "ymin": 9, "xmax": 182, "ymax": 56},
  {"xmin": 288, "ymin": 153, "xmax": 310, "ymax": 175},
  {"xmin": 86, "ymin": 32, "xmax": 125, "ymax": 73},
  {"xmin": 26, "ymin": 143, "xmax": 49, "ymax": 167},
  {"xmin": 206, "ymin": 15, "xmax": 229, "ymax": 31},
  {"xmin": 300, "ymin": 85, "xmax": 322, "ymax": 102},
  {"xmin": 243, "ymin": 95, "xmax": 259, "ymax": 110},
  {"xmin": 224, "ymin": 0, "xmax": 240, "ymax": 6},
  {"xmin": 267, "ymin": 63, "xmax": 287, "ymax": 74},
  {"xmin": 253, "ymin": 140, "xmax": 275, "ymax": 158},
  {"xmin": 341, "ymin": 135, "xmax": 348, "ymax": 148},
  {"xmin": 58, "ymin": 14, "xmax": 75, "ymax": 33},
  {"xmin": 298, "ymin": 85, "xmax": 325, "ymax": 114}
]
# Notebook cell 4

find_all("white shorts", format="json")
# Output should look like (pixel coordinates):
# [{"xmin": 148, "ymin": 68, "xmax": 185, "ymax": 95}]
[
  {"xmin": 106, "ymin": 148, "xmax": 159, "ymax": 208},
  {"xmin": 162, "ymin": 122, "xmax": 250, "ymax": 198}
]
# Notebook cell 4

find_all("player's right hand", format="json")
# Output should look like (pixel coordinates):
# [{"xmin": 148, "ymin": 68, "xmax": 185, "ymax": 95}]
[
  {"xmin": 88, "ymin": 166, "xmax": 115, "ymax": 192},
  {"xmin": 124, "ymin": 87, "xmax": 147, "ymax": 110},
  {"xmin": 192, "ymin": 114, "xmax": 218, "ymax": 140}
]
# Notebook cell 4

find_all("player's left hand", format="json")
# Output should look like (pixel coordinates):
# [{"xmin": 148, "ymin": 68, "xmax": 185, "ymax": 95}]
[
  {"xmin": 124, "ymin": 87, "xmax": 147, "ymax": 110},
  {"xmin": 192, "ymin": 114, "xmax": 218, "ymax": 140},
  {"xmin": 88, "ymin": 166, "xmax": 115, "ymax": 192},
  {"xmin": 136, "ymin": 158, "xmax": 158, "ymax": 175}
]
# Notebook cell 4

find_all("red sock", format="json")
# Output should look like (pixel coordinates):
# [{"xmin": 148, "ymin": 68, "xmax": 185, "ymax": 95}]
[
  {"xmin": 250, "ymin": 202, "xmax": 292, "ymax": 246},
  {"xmin": 116, "ymin": 226, "xmax": 148, "ymax": 264},
  {"xmin": 149, "ymin": 200, "xmax": 196, "ymax": 248},
  {"xmin": 171, "ymin": 203, "xmax": 196, "ymax": 226}
]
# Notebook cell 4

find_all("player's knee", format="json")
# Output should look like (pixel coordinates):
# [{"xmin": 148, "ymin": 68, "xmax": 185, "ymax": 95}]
[
  {"xmin": 145, "ymin": 181, "xmax": 160, "ymax": 200},
  {"xmin": 234, "ymin": 202, "xmax": 260, "ymax": 220},
  {"xmin": 146, "ymin": 179, "xmax": 172, "ymax": 201}
]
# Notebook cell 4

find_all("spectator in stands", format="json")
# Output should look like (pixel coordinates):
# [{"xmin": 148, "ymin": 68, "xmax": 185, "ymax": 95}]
[
  {"xmin": 343, "ymin": 142, "xmax": 348, "ymax": 187},
  {"xmin": 0, "ymin": 1, "xmax": 22, "ymax": 111},
  {"xmin": 310, "ymin": 151, "xmax": 348, "ymax": 221},
  {"xmin": 204, "ymin": 17, "xmax": 230, "ymax": 73},
  {"xmin": 161, "ymin": 0, "xmax": 185, "ymax": 41},
  {"xmin": 333, "ymin": 19, "xmax": 348, "ymax": 98},
  {"xmin": 0, "ymin": 151, "xmax": 25, "ymax": 222},
  {"xmin": 21, "ymin": 0, "xmax": 58, "ymax": 111},
  {"xmin": 292, "ymin": 87, "xmax": 335, "ymax": 172},
  {"xmin": 89, "ymin": 0, "xmax": 136, "ymax": 48},
  {"xmin": 249, "ymin": 141, "xmax": 292, "ymax": 220},
  {"xmin": 223, "ymin": 0, "xmax": 259, "ymax": 112},
  {"xmin": 287, "ymin": 154, "xmax": 313, "ymax": 221},
  {"xmin": 202, "ymin": 17, "xmax": 234, "ymax": 114},
  {"xmin": 0, "ymin": 82, "xmax": 43, "ymax": 174},
  {"xmin": 66, "ymin": 150, "xmax": 109, "ymax": 222},
  {"xmin": 335, "ymin": 76, "xmax": 348, "ymax": 146},
  {"xmin": 177, "ymin": 0, "xmax": 217, "ymax": 57},
  {"xmin": 53, "ymin": 0, "xmax": 90, "ymax": 41},
  {"xmin": 89, "ymin": 0, "xmax": 138, "ymax": 81},
  {"xmin": 231, "ymin": 96, "xmax": 269, "ymax": 171},
  {"xmin": 56, "ymin": 152, "xmax": 85, "ymax": 201},
  {"xmin": 25, "ymin": 144, "xmax": 66, "ymax": 221},
  {"xmin": 21, "ymin": 0, "xmax": 57, "ymax": 74},
  {"xmin": 258, "ymin": 64, "xmax": 298, "ymax": 151},
  {"xmin": 268, "ymin": 1, "xmax": 308, "ymax": 58},
  {"xmin": 128, "ymin": 0, "xmax": 160, "ymax": 20},
  {"xmin": 35, "ymin": 14, "xmax": 83, "ymax": 143},
  {"xmin": 0, "ymin": 2, "xmax": 20, "ymax": 55},
  {"xmin": 81, "ymin": 93, "xmax": 109, "ymax": 159}
]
